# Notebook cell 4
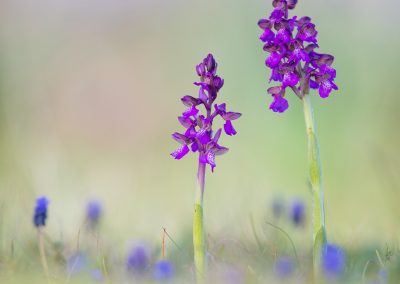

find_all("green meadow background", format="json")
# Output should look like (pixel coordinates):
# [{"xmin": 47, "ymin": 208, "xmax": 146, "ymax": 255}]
[{"xmin": 0, "ymin": 0, "xmax": 399, "ymax": 281}]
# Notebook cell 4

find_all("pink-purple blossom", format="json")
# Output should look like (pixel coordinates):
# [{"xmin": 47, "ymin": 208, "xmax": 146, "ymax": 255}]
[
  {"xmin": 171, "ymin": 54, "xmax": 241, "ymax": 171},
  {"xmin": 258, "ymin": 0, "xmax": 338, "ymax": 112}
]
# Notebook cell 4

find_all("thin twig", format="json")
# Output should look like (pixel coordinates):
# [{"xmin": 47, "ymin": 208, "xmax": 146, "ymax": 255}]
[
  {"xmin": 362, "ymin": 260, "xmax": 372, "ymax": 284},
  {"xmin": 249, "ymin": 214, "xmax": 264, "ymax": 253},
  {"xmin": 162, "ymin": 228, "xmax": 166, "ymax": 258},
  {"xmin": 38, "ymin": 227, "xmax": 51, "ymax": 284},
  {"xmin": 162, "ymin": 227, "xmax": 182, "ymax": 250},
  {"xmin": 265, "ymin": 221, "xmax": 299, "ymax": 265}
]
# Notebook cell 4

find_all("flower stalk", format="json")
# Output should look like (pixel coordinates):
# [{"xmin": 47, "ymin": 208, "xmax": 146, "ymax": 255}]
[
  {"xmin": 193, "ymin": 162, "xmax": 206, "ymax": 281},
  {"xmin": 38, "ymin": 227, "xmax": 50, "ymax": 282},
  {"xmin": 33, "ymin": 196, "xmax": 50, "ymax": 282},
  {"xmin": 302, "ymin": 92, "xmax": 327, "ymax": 272}
]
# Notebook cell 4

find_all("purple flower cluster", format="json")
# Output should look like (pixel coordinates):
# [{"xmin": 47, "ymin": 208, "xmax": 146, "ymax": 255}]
[
  {"xmin": 171, "ymin": 54, "xmax": 241, "ymax": 171},
  {"xmin": 258, "ymin": 0, "xmax": 338, "ymax": 113}
]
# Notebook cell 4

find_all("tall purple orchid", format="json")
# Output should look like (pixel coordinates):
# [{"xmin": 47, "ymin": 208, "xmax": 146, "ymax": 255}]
[
  {"xmin": 258, "ymin": 0, "xmax": 338, "ymax": 275},
  {"xmin": 171, "ymin": 54, "xmax": 241, "ymax": 281}
]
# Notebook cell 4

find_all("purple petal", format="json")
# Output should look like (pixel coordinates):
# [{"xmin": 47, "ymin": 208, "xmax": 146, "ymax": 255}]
[
  {"xmin": 298, "ymin": 16, "xmax": 312, "ymax": 26},
  {"xmin": 171, "ymin": 132, "xmax": 189, "ymax": 144},
  {"xmin": 222, "ymin": 112, "xmax": 242, "ymax": 121},
  {"xmin": 184, "ymin": 126, "xmax": 196, "ymax": 139},
  {"xmin": 178, "ymin": 116, "xmax": 193, "ymax": 128},
  {"xmin": 171, "ymin": 144, "xmax": 189, "ymax": 160},
  {"xmin": 203, "ymin": 54, "xmax": 217, "ymax": 74},
  {"xmin": 213, "ymin": 76, "xmax": 224, "ymax": 90},
  {"xmin": 212, "ymin": 128, "xmax": 222, "ymax": 143},
  {"xmin": 269, "ymin": 95, "xmax": 289, "ymax": 113},
  {"xmin": 182, "ymin": 106, "xmax": 199, "ymax": 117},
  {"xmin": 196, "ymin": 129, "xmax": 211, "ymax": 144},
  {"xmin": 276, "ymin": 28, "xmax": 291, "ymax": 44},
  {"xmin": 181, "ymin": 95, "xmax": 200, "ymax": 107},
  {"xmin": 198, "ymin": 86, "xmax": 208, "ymax": 102},
  {"xmin": 214, "ymin": 103, "xmax": 226, "ymax": 114},
  {"xmin": 270, "ymin": 8, "xmax": 284, "ymax": 22},
  {"xmin": 287, "ymin": 0, "xmax": 298, "ymax": 9},
  {"xmin": 318, "ymin": 80, "xmax": 334, "ymax": 98},
  {"xmin": 269, "ymin": 68, "xmax": 283, "ymax": 82},
  {"xmin": 310, "ymin": 79, "xmax": 319, "ymax": 89},
  {"xmin": 196, "ymin": 63, "xmax": 205, "ymax": 77},
  {"xmin": 263, "ymin": 42, "xmax": 279, "ymax": 53},
  {"xmin": 310, "ymin": 52, "xmax": 334, "ymax": 68},
  {"xmin": 267, "ymin": 85, "xmax": 283, "ymax": 95},
  {"xmin": 212, "ymin": 145, "xmax": 229, "ymax": 156},
  {"xmin": 206, "ymin": 151, "xmax": 216, "ymax": 172},
  {"xmin": 297, "ymin": 22, "xmax": 318, "ymax": 43},
  {"xmin": 266, "ymin": 52, "xmax": 282, "ymax": 69},
  {"xmin": 224, "ymin": 120, "xmax": 237, "ymax": 136},
  {"xmin": 319, "ymin": 64, "xmax": 336, "ymax": 79},
  {"xmin": 282, "ymin": 72, "xmax": 299, "ymax": 87},
  {"xmin": 260, "ymin": 28, "xmax": 275, "ymax": 42},
  {"xmin": 191, "ymin": 142, "xmax": 198, "ymax": 152},
  {"xmin": 257, "ymin": 19, "xmax": 271, "ymax": 30},
  {"xmin": 289, "ymin": 48, "xmax": 310, "ymax": 63}
]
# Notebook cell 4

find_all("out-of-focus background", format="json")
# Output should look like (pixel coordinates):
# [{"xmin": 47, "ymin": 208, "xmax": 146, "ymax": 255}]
[{"xmin": 0, "ymin": 0, "xmax": 399, "ymax": 258}]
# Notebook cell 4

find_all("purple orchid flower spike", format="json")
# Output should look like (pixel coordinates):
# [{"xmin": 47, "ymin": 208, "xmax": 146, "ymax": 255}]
[
  {"xmin": 170, "ymin": 54, "xmax": 241, "ymax": 281},
  {"xmin": 258, "ymin": 0, "xmax": 338, "ymax": 112},
  {"xmin": 171, "ymin": 53, "xmax": 241, "ymax": 172},
  {"xmin": 258, "ymin": 0, "xmax": 339, "ymax": 276}
]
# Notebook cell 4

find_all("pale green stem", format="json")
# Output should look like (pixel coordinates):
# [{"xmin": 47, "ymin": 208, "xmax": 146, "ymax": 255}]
[
  {"xmin": 38, "ymin": 227, "xmax": 50, "ymax": 283},
  {"xmin": 302, "ymin": 93, "xmax": 327, "ymax": 274},
  {"xmin": 193, "ymin": 162, "xmax": 206, "ymax": 282}
]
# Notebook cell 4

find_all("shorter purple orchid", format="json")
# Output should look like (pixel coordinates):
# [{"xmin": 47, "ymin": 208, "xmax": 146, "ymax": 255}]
[
  {"xmin": 171, "ymin": 54, "xmax": 241, "ymax": 171},
  {"xmin": 258, "ymin": 0, "xmax": 338, "ymax": 112}
]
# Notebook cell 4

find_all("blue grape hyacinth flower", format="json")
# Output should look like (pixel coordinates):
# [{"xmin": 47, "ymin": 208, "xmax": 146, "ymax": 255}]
[
  {"xmin": 33, "ymin": 196, "xmax": 49, "ymax": 227},
  {"xmin": 153, "ymin": 260, "xmax": 174, "ymax": 281},
  {"xmin": 274, "ymin": 256, "xmax": 295, "ymax": 278},
  {"xmin": 321, "ymin": 244, "xmax": 346, "ymax": 279}
]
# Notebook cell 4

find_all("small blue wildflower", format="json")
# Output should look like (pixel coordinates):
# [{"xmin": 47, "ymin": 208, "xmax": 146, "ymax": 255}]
[
  {"xmin": 86, "ymin": 200, "xmax": 102, "ymax": 224},
  {"xmin": 153, "ymin": 260, "xmax": 174, "ymax": 281},
  {"xmin": 290, "ymin": 199, "xmax": 305, "ymax": 226},
  {"xmin": 271, "ymin": 196, "xmax": 285, "ymax": 219},
  {"xmin": 274, "ymin": 256, "xmax": 295, "ymax": 278},
  {"xmin": 127, "ymin": 245, "xmax": 150, "ymax": 274},
  {"xmin": 91, "ymin": 269, "xmax": 104, "ymax": 282},
  {"xmin": 33, "ymin": 196, "xmax": 49, "ymax": 227},
  {"xmin": 378, "ymin": 268, "xmax": 388, "ymax": 283},
  {"xmin": 321, "ymin": 244, "xmax": 346, "ymax": 279},
  {"xmin": 66, "ymin": 252, "xmax": 87, "ymax": 276},
  {"xmin": 221, "ymin": 265, "xmax": 244, "ymax": 284}
]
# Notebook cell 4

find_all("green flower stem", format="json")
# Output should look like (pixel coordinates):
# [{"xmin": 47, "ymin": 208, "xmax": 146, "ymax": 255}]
[
  {"xmin": 38, "ymin": 227, "xmax": 50, "ymax": 283},
  {"xmin": 193, "ymin": 162, "xmax": 206, "ymax": 282},
  {"xmin": 302, "ymin": 92, "xmax": 327, "ymax": 273}
]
